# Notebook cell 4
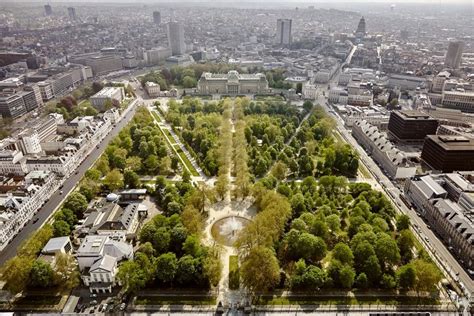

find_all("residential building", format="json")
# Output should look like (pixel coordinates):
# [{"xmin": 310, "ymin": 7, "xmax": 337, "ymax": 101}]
[
  {"xmin": 387, "ymin": 110, "xmax": 439, "ymax": 143},
  {"xmin": 352, "ymin": 120, "xmax": 417, "ymax": 179},
  {"xmin": 421, "ymin": 135, "xmax": 474, "ymax": 172},
  {"xmin": 404, "ymin": 173, "xmax": 473, "ymax": 270},
  {"xmin": 197, "ymin": 70, "xmax": 268, "ymax": 95},
  {"xmin": 276, "ymin": 19, "xmax": 292, "ymax": 45}
]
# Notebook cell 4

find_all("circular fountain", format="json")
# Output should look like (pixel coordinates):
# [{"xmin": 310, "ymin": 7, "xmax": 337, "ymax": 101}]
[{"xmin": 210, "ymin": 216, "xmax": 251, "ymax": 246}]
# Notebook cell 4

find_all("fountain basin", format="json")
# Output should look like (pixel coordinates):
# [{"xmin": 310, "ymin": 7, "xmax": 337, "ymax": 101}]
[{"xmin": 210, "ymin": 216, "xmax": 251, "ymax": 246}]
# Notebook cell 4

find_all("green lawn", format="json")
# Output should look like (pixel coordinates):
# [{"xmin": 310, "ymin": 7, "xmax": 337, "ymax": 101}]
[
  {"xmin": 135, "ymin": 295, "xmax": 216, "ymax": 306},
  {"xmin": 174, "ymin": 146, "xmax": 199, "ymax": 177},
  {"xmin": 255, "ymin": 294, "xmax": 440, "ymax": 306},
  {"xmin": 14, "ymin": 295, "xmax": 62, "ymax": 307},
  {"xmin": 229, "ymin": 255, "xmax": 240, "ymax": 290},
  {"xmin": 358, "ymin": 163, "xmax": 372, "ymax": 179}
]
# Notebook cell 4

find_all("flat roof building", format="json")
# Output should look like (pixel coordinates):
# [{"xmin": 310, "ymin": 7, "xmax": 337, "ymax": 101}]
[
  {"xmin": 387, "ymin": 110, "xmax": 439, "ymax": 143},
  {"xmin": 421, "ymin": 135, "xmax": 474, "ymax": 172}
]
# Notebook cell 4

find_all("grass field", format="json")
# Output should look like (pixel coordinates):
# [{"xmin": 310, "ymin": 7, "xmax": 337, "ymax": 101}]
[
  {"xmin": 229, "ymin": 255, "xmax": 240, "ymax": 290},
  {"xmin": 175, "ymin": 145, "xmax": 200, "ymax": 176},
  {"xmin": 151, "ymin": 111, "xmax": 162, "ymax": 122}
]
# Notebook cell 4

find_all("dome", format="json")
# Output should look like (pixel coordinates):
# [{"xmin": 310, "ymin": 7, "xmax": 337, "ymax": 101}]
[{"xmin": 106, "ymin": 193, "xmax": 119, "ymax": 202}]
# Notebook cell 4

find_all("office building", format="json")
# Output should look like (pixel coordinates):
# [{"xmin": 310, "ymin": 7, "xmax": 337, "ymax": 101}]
[
  {"xmin": 276, "ymin": 19, "xmax": 292, "ymax": 45},
  {"xmin": 67, "ymin": 7, "xmax": 76, "ymax": 21},
  {"xmin": 85, "ymin": 55, "xmax": 123, "ymax": 76},
  {"xmin": 37, "ymin": 81, "xmax": 54, "ymax": 101},
  {"xmin": 387, "ymin": 111, "xmax": 439, "ymax": 143},
  {"xmin": 153, "ymin": 11, "xmax": 161, "ymax": 24},
  {"xmin": 0, "ymin": 92, "xmax": 27, "ymax": 118},
  {"xmin": 421, "ymin": 135, "xmax": 474, "ymax": 172},
  {"xmin": 197, "ymin": 70, "xmax": 268, "ymax": 95},
  {"xmin": 144, "ymin": 47, "xmax": 172, "ymax": 66},
  {"xmin": 167, "ymin": 22, "xmax": 186, "ymax": 56},
  {"xmin": 24, "ymin": 84, "xmax": 44, "ymax": 108},
  {"xmin": 442, "ymin": 90, "xmax": 474, "ymax": 113},
  {"xmin": 44, "ymin": 4, "xmax": 52, "ymax": 16},
  {"xmin": 444, "ymin": 41, "xmax": 464, "ymax": 69}
]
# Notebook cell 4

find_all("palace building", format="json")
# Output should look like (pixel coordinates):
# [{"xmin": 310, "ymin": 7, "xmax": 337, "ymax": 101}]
[{"xmin": 197, "ymin": 70, "xmax": 268, "ymax": 95}]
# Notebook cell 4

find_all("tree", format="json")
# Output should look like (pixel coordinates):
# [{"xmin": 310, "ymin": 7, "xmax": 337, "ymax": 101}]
[
  {"xmin": 176, "ymin": 255, "xmax": 197, "ymax": 285},
  {"xmin": 1, "ymin": 256, "xmax": 34, "ymax": 293},
  {"xmin": 396, "ymin": 214, "xmax": 411, "ymax": 231},
  {"xmin": 355, "ymin": 273, "xmax": 369, "ymax": 289},
  {"xmin": 53, "ymin": 220, "xmax": 71, "ymax": 237},
  {"xmin": 397, "ymin": 264, "xmax": 416, "ymax": 290},
  {"xmin": 301, "ymin": 265, "xmax": 327, "ymax": 289},
  {"xmin": 333, "ymin": 243, "xmax": 354, "ymax": 265},
  {"xmin": 270, "ymin": 161, "xmax": 288, "ymax": 181},
  {"xmin": 92, "ymin": 81, "xmax": 104, "ymax": 93},
  {"xmin": 182, "ymin": 76, "xmax": 197, "ymax": 88},
  {"xmin": 54, "ymin": 253, "xmax": 80, "ymax": 289},
  {"xmin": 398, "ymin": 229, "xmax": 415, "ymax": 262},
  {"xmin": 30, "ymin": 260, "xmax": 54, "ymax": 288},
  {"xmin": 375, "ymin": 233, "xmax": 401, "ymax": 268},
  {"xmin": 183, "ymin": 235, "xmax": 202, "ymax": 257},
  {"xmin": 412, "ymin": 259, "xmax": 442, "ymax": 293},
  {"xmin": 361, "ymin": 255, "xmax": 382, "ymax": 286},
  {"xmin": 124, "ymin": 169, "xmax": 141, "ymax": 188},
  {"xmin": 155, "ymin": 253, "xmax": 178, "ymax": 283},
  {"xmin": 339, "ymin": 265, "xmax": 356, "ymax": 289},
  {"xmin": 181, "ymin": 206, "xmax": 203, "ymax": 235},
  {"xmin": 152, "ymin": 227, "xmax": 171, "ymax": 254},
  {"xmin": 295, "ymin": 233, "xmax": 327, "ymax": 263},
  {"xmin": 117, "ymin": 260, "xmax": 147, "ymax": 293},
  {"xmin": 202, "ymin": 247, "xmax": 222, "ymax": 287},
  {"xmin": 103, "ymin": 169, "xmax": 124, "ymax": 191},
  {"xmin": 240, "ymin": 246, "xmax": 280, "ymax": 293},
  {"xmin": 63, "ymin": 192, "xmax": 88, "ymax": 216}
]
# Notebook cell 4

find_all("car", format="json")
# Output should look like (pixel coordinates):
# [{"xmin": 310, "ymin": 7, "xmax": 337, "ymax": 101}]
[
  {"xmin": 426, "ymin": 225, "xmax": 431, "ymax": 230},
  {"xmin": 119, "ymin": 303, "xmax": 126, "ymax": 311},
  {"xmin": 32, "ymin": 218, "xmax": 39, "ymax": 224},
  {"xmin": 59, "ymin": 190, "xmax": 64, "ymax": 195},
  {"xmin": 96, "ymin": 145, "xmax": 100, "ymax": 149},
  {"xmin": 90, "ymin": 293, "xmax": 97, "ymax": 298},
  {"xmin": 90, "ymin": 300, "xmax": 98, "ymax": 305},
  {"xmin": 101, "ymin": 304, "xmax": 108, "ymax": 312}
]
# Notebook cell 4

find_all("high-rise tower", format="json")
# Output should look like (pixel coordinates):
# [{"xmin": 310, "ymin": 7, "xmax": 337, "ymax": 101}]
[
  {"xmin": 67, "ymin": 7, "xmax": 76, "ymax": 21},
  {"xmin": 167, "ymin": 22, "xmax": 185, "ymax": 56},
  {"xmin": 276, "ymin": 19, "xmax": 292, "ymax": 45},
  {"xmin": 44, "ymin": 4, "xmax": 52, "ymax": 16},
  {"xmin": 444, "ymin": 41, "xmax": 464, "ymax": 69},
  {"xmin": 355, "ymin": 17, "xmax": 366, "ymax": 37},
  {"xmin": 153, "ymin": 11, "xmax": 161, "ymax": 24}
]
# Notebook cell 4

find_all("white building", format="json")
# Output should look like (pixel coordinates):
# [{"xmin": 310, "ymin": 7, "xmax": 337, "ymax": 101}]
[
  {"xmin": 90, "ymin": 87, "xmax": 125, "ymax": 111},
  {"xmin": 0, "ymin": 171, "xmax": 57, "ymax": 250},
  {"xmin": 76, "ymin": 235, "xmax": 133, "ymax": 293},
  {"xmin": 145, "ymin": 81, "xmax": 160, "ymax": 97},
  {"xmin": 302, "ymin": 82, "xmax": 318, "ymax": 100}
]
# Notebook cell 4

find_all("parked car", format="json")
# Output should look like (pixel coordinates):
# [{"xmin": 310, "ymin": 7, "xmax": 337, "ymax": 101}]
[
  {"xmin": 90, "ymin": 293, "xmax": 97, "ymax": 298},
  {"xmin": 119, "ymin": 303, "xmax": 126, "ymax": 311},
  {"xmin": 32, "ymin": 218, "xmax": 39, "ymax": 224},
  {"xmin": 90, "ymin": 300, "xmax": 97, "ymax": 305}
]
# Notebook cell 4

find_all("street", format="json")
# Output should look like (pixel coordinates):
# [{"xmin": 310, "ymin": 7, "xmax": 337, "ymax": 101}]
[{"xmin": 0, "ymin": 100, "xmax": 139, "ymax": 266}]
